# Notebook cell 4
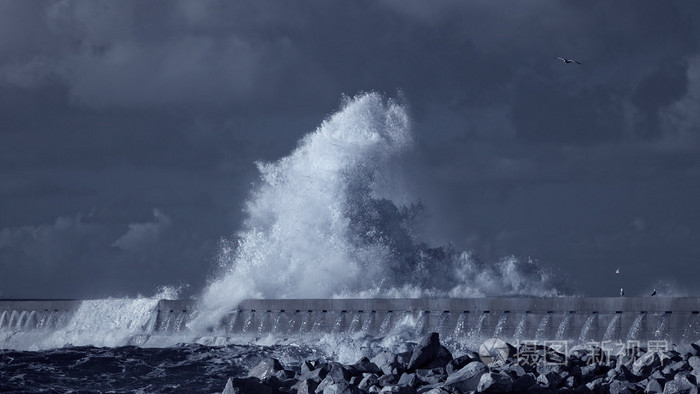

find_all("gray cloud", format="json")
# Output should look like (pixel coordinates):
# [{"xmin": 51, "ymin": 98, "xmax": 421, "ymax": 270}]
[{"xmin": 1, "ymin": 1, "xmax": 700, "ymax": 298}]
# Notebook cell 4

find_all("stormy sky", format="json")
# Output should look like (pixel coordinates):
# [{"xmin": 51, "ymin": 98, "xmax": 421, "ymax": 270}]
[{"xmin": 1, "ymin": 1, "xmax": 699, "ymax": 299}]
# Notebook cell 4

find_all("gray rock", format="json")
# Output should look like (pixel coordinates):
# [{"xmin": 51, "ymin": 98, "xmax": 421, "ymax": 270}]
[
  {"xmin": 417, "ymin": 388, "xmax": 449, "ymax": 394},
  {"xmin": 415, "ymin": 368, "xmax": 445, "ymax": 385},
  {"xmin": 293, "ymin": 379, "xmax": 319, "ymax": 394},
  {"xmin": 477, "ymin": 372, "xmax": 513, "ymax": 393},
  {"xmin": 397, "ymin": 372, "xmax": 420, "ymax": 388},
  {"xmin": 319, "ymin": 381, "xmax": 364, "ymax": 394},
  {"xmin": 586, "ymin": 377, "xmax": 606, "ymax": 392},
  {"xmin": 669, "ymin": 360, "xmax": 690, "ymax": 374},
  {"xmin": 536, "ymin": 371, "xmax": 563, "ymax": 389},
  {"xmin": 512, "ymin": 373, "xmax": 536, "ymax": 392},
  {"xmin": 300, "ymin": 363, "xmax": 332, "ymax": 383},
  {"xmin": 373, "ymin": 352, "xmax": 404, "ymax": 376},
  {"xmin": 443, "ymin": 361, "xmax": 488, "ymax": 392},
  {"xmin": 301, "ymin": 360, "xmax": 317, "ymax": 375},
  {"xmin": 326, "ymin": 363, "xmax": 352, "ymax": 384},
  {"xmin": 646, "ymin": 379, "xmax": 663, "ymax": 394},
  {"xmin": 581, "ymin": 364, "xmax": 599, "ymax": 382},
  {"xmin": 446, "ymin": 354, "xmax": 476, "ymax": 375},
  {"xmin": 688, "ymin": 356, "xmax": 700, "ymax": 371},
  {"xmin": 248, "ymin": 358, "xmax": 284, "ymax": 380},
  {"xmin": 407, "ymin": 332, "xmax": 451, "ymax": 371},
  {"xmin": 380, "ymin": 386, "xmax": 417, "ymax": 393},
  {"xmin": 633, "ymin": 352, "xmax": 662, "ymax": 376},
  {"xmin": 228, "ymin": 377, "xmax": 278, "ymax": 394},
  {"xmin": 358, "ymin": 374, "xmax": 380, "ymax": 390},
  {"xmin": 662, "ymin": 375, "xmax": 698, "ymax": 394},
  {"xmin": 353, "ymin": 357, "xmax": 381, "ymax": 375},
  {"xmin": 378, "ymin": 374, "xmax": 398, "ymax": 387},
  {"xmin": 502, "ymin": 363, "xmax": 526, "ymax": 378},
  {"xmin": 674, "ymin": 344, "xmax": 700, "ymax": 359},
  {"xmin": 562, "ymin": 375, "xmax": 577, "ymax": 388},
  {"xmin": 608, "ymin": 380, "xmax": 636, "ymax": 394},
  {"xmin": 222, "ymin": 378, "xmax": 234, "ymax": 394}
]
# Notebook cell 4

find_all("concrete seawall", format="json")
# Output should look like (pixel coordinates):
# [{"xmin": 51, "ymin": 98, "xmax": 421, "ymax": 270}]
[{"xmin": 3, "ymin": 297, "xmax": 700, "ymax": 343}]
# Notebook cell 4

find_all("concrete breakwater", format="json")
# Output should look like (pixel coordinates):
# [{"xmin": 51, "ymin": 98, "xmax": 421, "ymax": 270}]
[{"xmin": 2, "ymin": 297, "xmax": 700, "ymax": 343}]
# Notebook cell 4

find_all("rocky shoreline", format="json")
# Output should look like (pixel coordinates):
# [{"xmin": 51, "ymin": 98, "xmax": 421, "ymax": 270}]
[{"xmin": 222, "ymin": 332, "xmax": 700, "ymax": 393}]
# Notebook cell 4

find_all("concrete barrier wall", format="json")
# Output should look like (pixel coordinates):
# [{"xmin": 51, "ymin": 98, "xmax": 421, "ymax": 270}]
[{"xmin": 3, "ymin": 297, "xmax": 700, "ymax": 343}]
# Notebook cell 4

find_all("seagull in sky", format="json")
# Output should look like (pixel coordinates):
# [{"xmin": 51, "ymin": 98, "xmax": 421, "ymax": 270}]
[
  {"xmin": 620, "ymin": 288, "xmax": 624, "ymax": 297},
  {"xmin": 651, "ymin": 289, "xmax": 657, "ymax": 296},
  {"xmin": 615, "ymin": 267, "xmax": 620, "ymax": 274},
  {"xmin": 555, "ymin": 57, "xmax": 582, "ymax": 65}
]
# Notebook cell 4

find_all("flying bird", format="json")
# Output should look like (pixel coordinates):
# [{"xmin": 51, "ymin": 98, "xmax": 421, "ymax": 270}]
[
  {"xmin": 615, "ymin": 267, "xmax": 620, "ymax": 274},
  {"xmin": 555, "ymin": 57, "xmax": 582, "ymax": 65},
  {"xmin": 620, "ymin": 288, "xmax": 624, "ymax": 297},
  {"xmin": 651, "ymin": 289, "xmax": 657, "ymax": 296}
]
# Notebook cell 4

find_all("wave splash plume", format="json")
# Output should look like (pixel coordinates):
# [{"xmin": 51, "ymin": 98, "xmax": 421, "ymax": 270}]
[{"xmin": 198, "ymin": 93, "xmax": 565, "ymax": 323}]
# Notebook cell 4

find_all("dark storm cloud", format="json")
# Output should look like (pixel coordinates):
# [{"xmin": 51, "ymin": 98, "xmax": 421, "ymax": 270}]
[{"xmin": 1, "ymin": 0, "xmax": 699, "ymax": 298}]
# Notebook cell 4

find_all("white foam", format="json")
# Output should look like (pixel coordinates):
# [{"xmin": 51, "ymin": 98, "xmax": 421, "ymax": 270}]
[{"xmin": 194, "ymin": 92, "xmax": 565, "ymax": 328}]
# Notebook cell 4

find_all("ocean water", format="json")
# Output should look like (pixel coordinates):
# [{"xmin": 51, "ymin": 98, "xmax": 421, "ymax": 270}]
[{"xmin": 1, "ymin": 93, "xmax": 568, "ymax": 392}]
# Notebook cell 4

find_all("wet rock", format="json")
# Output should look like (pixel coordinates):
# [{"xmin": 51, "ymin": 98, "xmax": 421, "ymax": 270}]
[
  {"xmin": 662, "ymin": 374, "xmax": 698, "ymax": 394},
  {"xmin": 300, "ymin": 363, "xmax": 332, "ymax": 383},
  {"xmin": 415, "ymin": 368, "xmax": 446, "ymax": 385},
  {"xmin": 358, "ymin": 374, "xmax": 380, "ymax": 390},
  {"xmin": 326, "ymin": 363, "xmax": 353, "ymax": 383},
  {"xmin": 417, "ymin": 388, "xmax": 449, "ymax": 394},
  {"xmin": 319, "ymin": 381, "xmax": 364, "ymax": 394},
  {"xmin": 501, "ymin": 363, "xmax": 526, "ymax": 378},
  {"xmin": 372, "ymin": 352, "xmax": 404, "ymax": 376},
  {"xmin": 292, "ymin": 378, "xmax": 318, "ymax": 394},
  {"xmin": 445, "ymin": 354, "xmax": 476, "ymax": 375},
  {"xmin": 645, "ymin": 379, "xmax": 663, "ymax": 394},
  {"xmin": 353, "ymin": 357, "xmax": 381, "ymax": 375},
  {"xmin": 407, "ymin": 332, "xmax": 452, "ymax": 371},
  {"xmin": 248, "ymin": 358, "xmax": 285, "ymax": 380},
  {"xmin": 378, "ymin": 385, "xmax": 417, "ymax": 393},
  {"xmin": 378, "ymin": 374, "xmax": 398, "ymax": 387},
  {"xmin": 633, "ymin": 352, "xmax": 663, "ymax": 376},
  {"xmin": 301, "ymin": 360, "xmax": 318, "ymax": 375},
  {"xmin": 688, "ymin": 356, "xmax": 700, "ymax": 371},
  {"xmin": 512, "ymin": 373, "xmax": 536, "ymax": 391},
  {"xmin": 397, "ymin": 372, "xmax": 420, "ymax": 388},
  {"xmin": 536, "ymin": 370, "xmax": 563, "ymax": 388},
  {"xmin": 561, "ymin": 375, "xmax": 578, "ymax": 389},
  {"xmin": 580, "ymin": 364, "xmax": 600, "ymax": 382},
  {"xmin": 229, "ymin": 377, "xmax": 280, "ymax": 394},
  {"xmin": 443, "ymin": 361, "xmax": 488, "ymax": 392},
  {"xmin": 608, "ymin": 380, "xmax": 636, "ymax": 394},
  {"xmin": 476, "ymin": 372, "xmax": 513, "ymax": 393}
]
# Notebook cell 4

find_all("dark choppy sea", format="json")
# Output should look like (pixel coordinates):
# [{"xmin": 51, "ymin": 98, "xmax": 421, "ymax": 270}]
[{"xmin": 0, "ymin": 344, "xmax": 317, "ymax": 393}]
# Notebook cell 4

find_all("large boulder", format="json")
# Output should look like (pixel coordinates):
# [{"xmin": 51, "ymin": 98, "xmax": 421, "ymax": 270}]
[
  {"xmin": 358, "ymin": 374, "xmax": 380, "ymax": 390},
  {"xmin": 446, "ymin": 354, "xmax": 477, "ymax": 375},
  {"xmin": 353, "ymin": 357, "xmax": 381, "ymax": 375},
  {"xmin": 477, "ymin": 372, "xmax": 513, "ymax": 392},
  {"xmin": 633, "ymin": 352, "xmax": 662, "ymax": 376},
  {"xmin": 512, "ymin": 373, "xmax": 536, "ymax": 391},
  {"xmin": 662, "ymin": 374, "xmax": 698, "ymax": 394},
  {"xmin": 372, "ymin": 351, "xmax": 405, "ymax": 376},
  {"xmin": 248, "ymin": 358, "xmax": 284, "ymax": 380},
  {"xmin": 291, "ymin": 379, "xmax": 318, "ymax": 394},
  {"xmin": 646, "ymin": 379, "xmax": 663, "ymax": 393},
  {"xmin": 443, "ymin": 361, "xmax": 488, "ymax": 392},
  {"xmin": 407, "ymin": 332, "xmax": 453, "ymax": 371}
]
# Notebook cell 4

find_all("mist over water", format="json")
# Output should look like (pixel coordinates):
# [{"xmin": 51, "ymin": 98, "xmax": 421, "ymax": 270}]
[{"xmin": 198, "ymin": 93, "xmax": 566, "ymax": 323}]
